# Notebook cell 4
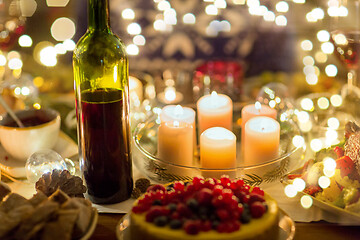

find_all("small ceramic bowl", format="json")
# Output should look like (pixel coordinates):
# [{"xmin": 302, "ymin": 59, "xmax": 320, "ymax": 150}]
[{"xmin": 0, "ymin": 108, "xmax": 61, "ymax": 161}]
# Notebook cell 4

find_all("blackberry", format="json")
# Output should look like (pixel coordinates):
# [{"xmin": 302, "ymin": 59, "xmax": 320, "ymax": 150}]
[
  {"xmin": 169, "ymin": 219, "xmax": 182, "ymax": 229},
  {"xmin": 154, "ymin": 216, "xmax": 168, "ymax": 227}
]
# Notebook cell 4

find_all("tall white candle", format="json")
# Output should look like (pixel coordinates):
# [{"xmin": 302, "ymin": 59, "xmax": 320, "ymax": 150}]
[
  {"xmin": 244, "ymin": 116, "xmax": 280, "ymax": 166},
  {"xmin": 200, "ymin": 127, "xmax": 236, "ymax": 170},
  {"xmin": 158, "ymin": 120, "xmax": 193, "ymax": 166},
  {"xmin": 197, "ymin": 91, "xmax": 233, "ymax": 135}
]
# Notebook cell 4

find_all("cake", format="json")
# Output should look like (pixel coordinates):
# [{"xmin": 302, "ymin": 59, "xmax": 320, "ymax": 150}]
[{"xmin": 130, "ymin": 176, "xmax": 279, "ymax": 240}]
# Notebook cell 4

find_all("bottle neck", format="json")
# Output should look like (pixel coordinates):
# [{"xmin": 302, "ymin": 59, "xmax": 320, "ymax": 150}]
[{"xmin": 88, "ymin": 0, "xmax": 110, "ymax": 31}]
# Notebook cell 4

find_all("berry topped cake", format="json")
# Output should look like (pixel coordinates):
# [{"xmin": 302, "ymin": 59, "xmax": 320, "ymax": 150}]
[{"xmin": 130, "ymin": 176, "xmax": 279, "ymax": 240}]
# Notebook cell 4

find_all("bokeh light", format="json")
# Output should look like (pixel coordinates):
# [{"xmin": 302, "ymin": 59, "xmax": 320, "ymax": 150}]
[
  {"xmin": 293, "ymin": 178, "xmax": 306, "ymax": 192},
  {"xmin": 276, "ymin": 1, "xmax": 289, "ymax": 13},
  {"xmin": 300, "ymin": 195, "xmax": 313, "ymax": 208},
  {"xmin": 284, "ymin": 184, "xmax": 297, "ymax": 198},
  {"xmin": 330, "ymin": 94, "xmax": 342, "ymax": 107},
  {"xmin": 317, "ymin": 30, "xmax": 330, "ymax": 42},
  {"xmin": 126, "ymin": 44, "xmax": 139, "ymax": 55},
  {"xmin": 122, "ymin": 8, "xmax": 135, "ymax": 20},
  {"xmin": 18, "ymin": 35, "xmax": 33, "ymax": 47},
  {"xmin": 301, "ymin": 40, "xmax": 313, "ymax": 51},
  {"xmin": 63, "ymin": 39, "xmax": 76, "ymax": 51},
  {"xmin": 325, "ymin": 64, "xmax": 338, "ymax": 77},
  {"xmin": 133, "ymin": 35, "xmax": 146, "ymax": 46},
  {"xmin": 127, "ymin": 23, "xmax": 142, "ymax": 35},
  {"xmin": 8, "ymin": 58, "xmax": 23, "ymax": 70},
  {"xmin": 321, "ymin": 42, "xmax": 334, "ymax": 54},
  {"xmin": 318, "ymin": 176, "xmax": 331, "ymax": 189},
  {"xmin": 275, "ymin": 15, "xmax": 287, "ymax": 26},
  {"xmin": 183, "ymin": 13, "xmax": 196, "ymax": 24},
  {"xmin": 51, "ymin": 17, "xmax": 76, "ymax": 41}
]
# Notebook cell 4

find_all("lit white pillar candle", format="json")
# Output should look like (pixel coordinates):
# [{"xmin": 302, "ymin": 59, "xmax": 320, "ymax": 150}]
[
  {"xmin": 197, "ymin": 91, "xmax": 233, "ymax": 135},
  {"xmin": 160, "ymin": 105, "xmax": 197, "ymax": 151},
  {"xmin": 241, "ymin": 102, "xmax": 277, "ymax": 146},
  {"xmin": 200, "ymin": 127, "xmax": 236, "ymax": 178},
  {"xmin": 244, "ymin": 116, "xmax": 280, "ymax": 166},
  {"xmin": 158, "ymin": 120, "xmax": 193, "ymax": 166}
]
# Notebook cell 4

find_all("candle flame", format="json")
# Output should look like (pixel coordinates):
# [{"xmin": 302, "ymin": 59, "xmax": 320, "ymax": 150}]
[
  {"xmin": 165, "ymin": 87, "xmax": 176, "ymax": 101},
  {"xmin": 210, "ymin": 91, "xmax": 218, "ymax": 106},
  {"xmin": 173, "ymin": 105, "xmax": 184, "ymax": 116},
  {"xmin": 174, "ymin": 120, "xmax": 180, "ymax": 127},
  {"xmin": 255, "ymin": 101, "xmax": 262, "ymax": 110},
  {"xmin": 211, "ymin": 91, "xmax": 218, "ymax": 98}
]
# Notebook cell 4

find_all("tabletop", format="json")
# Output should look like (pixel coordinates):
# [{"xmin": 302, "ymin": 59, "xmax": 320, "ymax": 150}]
[{"xmin": 91, "ymin": 213, "xmax": 360, "ymax": 240}]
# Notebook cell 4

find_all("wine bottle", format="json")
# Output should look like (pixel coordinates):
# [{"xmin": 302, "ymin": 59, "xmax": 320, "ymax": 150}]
[{"xmin": 73, "ymin": 0, "xmax": 133, "ymax": 204}]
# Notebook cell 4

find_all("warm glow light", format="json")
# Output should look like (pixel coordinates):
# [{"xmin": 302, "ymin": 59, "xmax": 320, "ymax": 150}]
[
  {"xmin": 7, "ymin": 51, "xmax": 21, "ymax": 60},
  {"xmin": 293, "ymin": 178, "xmax": 306, "ymax": 192},
  {"xmin": 325, "ymin": 64, "xmax": 338, "ymax": 77},
  {"xmin": 46, "ymin": 0, "xmax": 69, "ymax": 7},
  {"xmin": 315, "ymin": 51, "xmax": 328, "ymax": 63},
  {"xmin": 63, "ymin": 39, "xmax": 76, "ymax": 51},
  {"xmin": 303, "ymin": 65, "xmax": 315, "ymax": 75},
  {"xmin": 318, "ymin": 176, "xmax": 331, "ymax": 189},
  {"xmin": 122, "ymin": 8, "xmax": 135, "ymax": 20},
  {"xmin": 18, "ymin": 35, "xmax": 33, "ymax": 47},
  {"xmin": 328, "ymin": 117, "xmax": 340, "ymax": 129},
  {"xmin": 300, "ymin": 195, "xmax": 313, "ymax": 209},
  {"xmin": 303, "ymin": 56, "xmax": 315, "ymax": 65},
  {"xmin": 133, "ymin": 35, "xmax": 146, "ymax": 46},
  {"xmin": 40, "ymin": 46, "xmax": 57, "ymax": 67},
  {"xmin": 33, "ymin": 76, "xmax": 44, "ymax": 88},
  {"xmin": 263, "ymin": 11, "xmax": 275, "ymax": 21},
  {"xmin": 126, "ymin": 44, "xmax": 139, "ymax": 55},
  {"xmin": 55, "ymin": 43, "xmax": 66, "ymax": 54},
  {"xmin": 154, "ymin": 19, "xmax": 166, "ymax": 31},
  {"xmin": 330, "ymin": 94, "xmax": 342, "ymax": 107},
  {"xmin": 317, "ymin": 97, "xmax": 330, "ymax": 110},
  {"xmin": 51, "ymin": 17, "xmax": 76, "ymax": 41},
  {"xmin": 297, "ymin": 111, "xmax": 310, "ymax": 123},
  {"xmin": 317, "ymin": 30, "xmax": 330, "ymax": 42},
  {"xmin": 306, "ymin": 73, "xmax": 318, "ymax": 85},
  {"xmin": 306, "ymin": 12, "xmax": 317, "ymax": 22},
  {"xmin": 299, "ymin": 121, "xmax": 313, "ymax": 132},
  {"xmin": 292, "ymin": 135, "xmax": 305, "ymax": 148},
  {"xmin": 300, "ymin": 98, "xmax": 314, "ymax": 111},
  {"xmin": 205, "ymin": 4, "xmax": 218, "ymax": 15},
  {"xmin": 293, "ymin": 0, "xmax": 305, "ymax": 3},
  {"xmin": 214, "ymin": 0, "xmax": 227, "ymax": 9},
  {"xmin": 0, "ymin": 55, "xmax": 6, "ymax": 66},
  {"xmin": 323, "ymin": 157, "xmax": 336, "ymax": 171},
  {"xmin": 310, "ymin": 139, "xmax": 323, "ymax": 152},
  {"xmin": 333, "ymin": 33, "xmax": 347, "ymax": 45},
  {"xmin": 275, "ymin": 15, "xmax": 287, "ymax": 26},
  {"xmin": 183, "ymin": 13, "xmax": 196, "ymax": 24},
  {"xmin": 301, "ymin": 40, "xmax": 313, "ymax": 51},
  {"xmin": 284, "ymin": 184, "xmax": 297, "ymax": 198},
  {"xmin": 233, "ymin": 0, "xmax": 245, "ymax": 4},
  {"xmin": 321, "ymin": 42, "xmax": 334, "ymax": 54},
  {"xmin": 8, "ymin": 58, "xmax": 23, "ymax": 69},
  {"xmin": 157, "ymin": 1, "xmax": 171, "ymax": 11},
  {"xmin": 276, "ymin": 1, "xmax": 289, "ymax": 12},
  {"xmin": 127, "ymin": 23, "xmax": 142, "ymax": 35},
  {"xmin": 312, "ymin": 8, "xmax": 325, "ymax": 19}
]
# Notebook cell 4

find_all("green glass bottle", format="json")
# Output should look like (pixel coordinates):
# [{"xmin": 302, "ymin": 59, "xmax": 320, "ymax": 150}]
[{"xmin": 73, "ymin": 0, "xmax": 133, "ymax": 204}]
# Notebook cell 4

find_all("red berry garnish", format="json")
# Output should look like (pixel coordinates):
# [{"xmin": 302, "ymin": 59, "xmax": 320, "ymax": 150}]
[
  {"xmin": 212, "ymin": 195, "xmax": 224, "ymax": 208},
  {"xmin": 174, "ymin": 181, "xmax": 185, "ymax": 191},
  {"xmin": 177, "ymin": 203, "xmax": 192, "ymax": 218},
  {"xmin": 196, "ymin": 188, "xmax": 213, "ymax": 206},
  {"xmin": 249, "ymin": 193, "xmax": 265, "ymax": 205},
  {"xmin": 216, "ymin": 222, "xmax": 229, "ymax": 233},
  {"xmin": 216, "ymin": 208, "xmax": 230, "ymax": 221},
  {"xmin": 145, "ymin": 206, "xmax": 169, "ymax": 222},
  {"xmin": 251, "ymin": 186, "xmax": 264, "ymax": 196},
  {"xmin": 250, "ymin": 201, "xmax": 266, "ymax": 218},
  {"xmin": 199, "ymin": 220, "xmax": 212, "ymax": 232},
  {"xmin": 220, "ymin": 176, "xmax": 231, "ymax": 187},
  {"xmin": 147, "ymin": 184, "xmax": 166, "ymax": 193},
  {"xmin": 184, "ymin": 220, "xmax": 199, "ymax": 235},
  {"xmin": 212, "ymin": 185, "xmax": 224, "ymax": 196},
  {"xmin": 204, "ymin": 179, "xmax": 216, "ymax": 189},
  {"xmin": 334, "ymin": 146, "xmax": 344, "ymax": 158}
]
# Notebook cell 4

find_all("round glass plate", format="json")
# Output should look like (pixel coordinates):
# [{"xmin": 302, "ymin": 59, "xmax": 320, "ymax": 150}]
[
  {"xmin": 132, "ymin": 102, "xmax": 306, "ymax": 185},
  {"xmin": 115, "ymin": 209, "xmax": 295, "ymax": 240}
]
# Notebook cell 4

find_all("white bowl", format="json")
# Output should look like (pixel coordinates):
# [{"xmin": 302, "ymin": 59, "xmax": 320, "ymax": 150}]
[{"xmin": 0, "ymin": 108, "xmax": 61, "ymax": 161}]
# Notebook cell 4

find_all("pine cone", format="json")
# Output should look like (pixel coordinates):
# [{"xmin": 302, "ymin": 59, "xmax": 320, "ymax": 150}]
[
  {"xmin": 35, "ymin": 169, "xmax": 87, "ymax": 198},
  {"xmin": 131, "ymin": 188, "xmax": 142, "ymax": 199},
  {"xmin": 135, "ymin": 178, "xmax": 151, "ymax": 193},
  {"xmin": 345, "ymin": 121, "xmax": 360, "ymax": 139}
]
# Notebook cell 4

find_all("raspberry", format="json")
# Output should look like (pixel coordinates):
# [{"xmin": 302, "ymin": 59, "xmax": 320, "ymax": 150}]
[
  {"xmin": 183, "ymin": 220, "xmax": 200, "ymax": 235},
  {"xmin": 336, "ymin": 156, "xmax": 356, "ymax": 178},
  {"xmin": 193, "ymin": 178, "xmax": 205, "ymax": 190},
  {"xmin": 204, "ymin": 179, "xmax": 216, "ymax": 189},
  {"xmin": 220, "ymin": 176, "xmax": 231, "ymax": 187},
  {"xmin": 248, "ymin": 193, "xmax": 265, "ymax": 205},
  {"xmin": 334, "ymin": 146, "xmax": 344, "ymax": 158},
  {"xmin": 212, "ymin": 185, "xmax": 224, "ymax": 196},
  {"xmin": 196, "ymin": 188, "xmax": 213, "ymax": 206},
  {"xmin": 216, "ymin": 208, "xmax": 230, "ymax": 221},
  {"xmin": 177, "ymin": 203, "xmax": 192, "ymax": 218},
  {"xmin": 174, "ymin": 181, "xmax": 185, "ymax": 191},
  {"xmin": 303, "ymin": 185, "xmax": 321, "ymax": 196},
  {"xmin": 251, "ymin": 186, "xmax": 264, "ymax": 196},
  {"xmin": 186, "ymin": 184, "xmax": 196, "ymax": 195},
  {"xmin": 146, "ymin": 206, "xmax": 169, "ymax": 222},
  {"xmin": 199, "ymin": 220, "xmax": 212, "ymax": 232},
  {"xmin": 250, "ymin": 201, "xmax": 266, "ymax": 218},
  {"xmin": 212, "ymin": 195, "xmax": 224, "ymax": 208},
  {"xmin": 147, "ymin": 184, "xmax": 166, "ymax": 193},
  {"xmin": 216, "ymin": 222, "xmax": 230, "ymax": 233}
]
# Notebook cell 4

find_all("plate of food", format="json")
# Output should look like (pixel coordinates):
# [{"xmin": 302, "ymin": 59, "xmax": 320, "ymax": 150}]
[
  {"xmin": 0, "ymin": 175, "xmax": 97, "ymax": 240},
  {"xmin": 116, "ymin": 177, "xmax": 295, "ymax": 240},
  {"xmin": 284, "ymin": 121, "xmax": 360, "ymax": 223}
]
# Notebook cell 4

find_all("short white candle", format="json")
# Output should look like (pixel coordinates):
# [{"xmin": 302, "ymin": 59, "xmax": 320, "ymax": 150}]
[
  {"xmin": 244, "ymin": 116, "xmax": 280, "ymax": 166},
  {"xmin": 200, "ymin": 127, "xmax": 236, "ymax": 169},
  {"xmin": 197, "ymin": 91, "xmax": 233, "ymax": 135},
  {"xmin": 161, "ymin": 105, "xmax": 197, "ymax": 151},
  {"xmin": 158, "ymin": 120, "xmax": 193, "ymax": 166}
]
